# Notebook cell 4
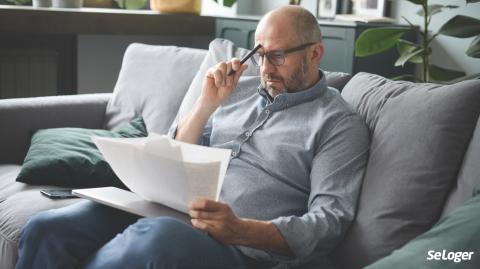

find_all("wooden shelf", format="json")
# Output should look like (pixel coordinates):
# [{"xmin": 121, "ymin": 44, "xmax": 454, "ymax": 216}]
[{"xmin": 0, "ymin": 5, "xmax": 215, "ymax": 35}]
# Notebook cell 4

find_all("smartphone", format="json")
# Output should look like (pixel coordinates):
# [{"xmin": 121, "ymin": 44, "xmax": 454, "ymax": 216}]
[{"xmin": 40, "ymin": 189, "xmax": 79, "ymax": 199}]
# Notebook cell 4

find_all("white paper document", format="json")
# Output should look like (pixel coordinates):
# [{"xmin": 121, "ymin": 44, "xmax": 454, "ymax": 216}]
[{"xmin": 90, "ymin": 135, "xmax": 232, "ymax": 214}]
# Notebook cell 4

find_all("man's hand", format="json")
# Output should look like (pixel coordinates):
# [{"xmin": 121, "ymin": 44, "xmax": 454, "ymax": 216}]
[
  {"xmin": 174, "ymin": 58, "xmax": 247, "ymax": 145},
  {"xmin": 189, "ymin": 198, "xmax": 246, "ymax": 245},
  {"xmin": 200, "ymin": 58, "xmax": 248, "ymax": 111},
  {"xmin": 189, "ymin": 198, "xmax": 294, "ymax": 257}
]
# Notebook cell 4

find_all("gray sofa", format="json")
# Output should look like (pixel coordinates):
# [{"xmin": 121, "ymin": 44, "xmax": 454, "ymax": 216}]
[{"xmin": 1, "ymin": 41, "xmax": 480, "ymax": 269}]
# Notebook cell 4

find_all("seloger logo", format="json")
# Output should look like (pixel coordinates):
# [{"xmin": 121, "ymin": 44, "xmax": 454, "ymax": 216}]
[{"xmin": 427, "ymin": 250, "xmax": 474, "ymax": 263}]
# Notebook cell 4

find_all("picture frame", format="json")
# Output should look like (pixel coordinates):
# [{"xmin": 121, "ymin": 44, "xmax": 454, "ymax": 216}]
[
  {"xmin": 317, "ymin": 0, "xmax": 339, "ymax": 19},
  {"xmin": 352, "ymin": 0, "xmax": 385, "ymax": 17}
]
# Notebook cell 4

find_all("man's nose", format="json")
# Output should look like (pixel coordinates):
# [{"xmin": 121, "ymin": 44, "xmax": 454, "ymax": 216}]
[{"xmin": 261, "ymin": 56, "xmax": 276, "ymax": 74}]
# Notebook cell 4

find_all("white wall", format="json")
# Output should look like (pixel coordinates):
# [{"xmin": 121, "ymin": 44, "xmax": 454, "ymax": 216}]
[
  {"xmin": 201, "ymin": 0, "xmax": 318, "ymax": 17},
  {"xmin": 387, "ymin": 0, "xmax": 479, "ymax": 76}
]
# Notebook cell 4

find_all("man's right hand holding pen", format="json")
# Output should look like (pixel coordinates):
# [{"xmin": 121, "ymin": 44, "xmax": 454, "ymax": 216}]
[
  {"xmin": 175, "ymin": 58, "xmax": 247, "ymax": 145},
  {"xmin": 201, "ymin": 58, "xmax": 248, "ymax": 111}
]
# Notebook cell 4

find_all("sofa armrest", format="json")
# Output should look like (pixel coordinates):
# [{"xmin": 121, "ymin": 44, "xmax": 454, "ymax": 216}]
[{"xmin": 0, "ymin": 93, "xmax": 112, "ymax": 165}]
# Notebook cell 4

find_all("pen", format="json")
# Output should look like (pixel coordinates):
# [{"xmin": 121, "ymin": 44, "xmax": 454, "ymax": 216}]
[{"xmin": 227, "ymin": 44, "xmax": 262, "ymax": 76}]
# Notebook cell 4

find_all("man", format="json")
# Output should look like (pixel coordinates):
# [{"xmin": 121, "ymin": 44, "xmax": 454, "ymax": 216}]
[{"xmin": 16, "ymin": 5, "xmax": 369, "ymax": 269}]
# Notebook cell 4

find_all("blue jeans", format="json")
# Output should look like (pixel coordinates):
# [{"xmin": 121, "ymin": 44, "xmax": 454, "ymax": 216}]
[{"xmin": 16, "ymin": 201, "xmax": 261, "ymax": 269}]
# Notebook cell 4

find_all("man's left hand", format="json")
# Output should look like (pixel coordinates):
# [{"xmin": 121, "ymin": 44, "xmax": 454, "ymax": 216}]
[{"xmin": 189, "ymin": 198, "xmax": 246, "ymax": 245}]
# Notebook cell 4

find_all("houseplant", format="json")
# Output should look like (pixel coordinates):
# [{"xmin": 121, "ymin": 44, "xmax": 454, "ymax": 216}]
[{"xmin": 354, "ymin": 0, "xmax": 480, "ymax": 82}]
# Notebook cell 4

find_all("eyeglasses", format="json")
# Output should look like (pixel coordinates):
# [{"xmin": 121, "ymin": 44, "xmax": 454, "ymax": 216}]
[{"xmin": 251, "ymin": 42, "xmax": 316, "ymax": 67}]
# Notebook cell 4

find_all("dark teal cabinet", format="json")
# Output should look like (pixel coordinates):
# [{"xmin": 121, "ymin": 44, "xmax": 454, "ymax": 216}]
[{"xmin": 216, "ymin": 17, "xmax": 415, "ymax": 78}]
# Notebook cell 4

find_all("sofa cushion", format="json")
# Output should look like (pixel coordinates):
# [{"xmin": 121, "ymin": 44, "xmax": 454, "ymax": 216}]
[
  {"xmin": 104, "ymin": 43, "xmax": 207, "ymax": 134},
  {"xmin": 365, "ymin": 188, "xmax": 480, "ymax": 269},
  {"xmin": 0, "ymin": 184, "xmax": 81, "ymax": 269},
  {"xmin": 441, "ymin": 117, "xmax": 480, "ymax": 217},
  {"xmin": 172, "ymin": 39, "xmax": 261, "ymax": 125},
  {"xmin": 333, "ymin": 72, "xmax": 480, "ymax": 268},
  {"xmin": 16, "ymin": 118, "xmax": 147, "ymax": 188},
  {"xmin": 172, "ymin": 38, "xmax": 352, "ymax": 127},
  {"xmin": 0, "ymin": 165, "xmax": 21, "ymax": 201}
]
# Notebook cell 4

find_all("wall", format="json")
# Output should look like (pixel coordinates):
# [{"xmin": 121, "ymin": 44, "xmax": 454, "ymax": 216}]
[{"xmin": 77, "ymin": 35, "xmax": 211, "ymax": 94}]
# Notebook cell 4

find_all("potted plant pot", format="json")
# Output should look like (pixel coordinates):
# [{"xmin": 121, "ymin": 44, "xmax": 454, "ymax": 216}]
[
  {"xmin": 83, "ymin": 0, "xmax": 113, "ymax": 8},
  {"xmin": 150, "ymin": 0, "xmax": 201, "ymax": 15},
  {"xmin": 32, "ymin": 0, "xmax": 52, "ymax": 7},
  {"xmin": 52, "ymin": 0, "xmax": 83, "ymax": 8}
]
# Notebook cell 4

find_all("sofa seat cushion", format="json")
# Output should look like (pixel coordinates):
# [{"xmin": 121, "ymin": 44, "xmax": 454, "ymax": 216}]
[
  {"xmin": 0, "ymin": 165, "xmax": 82, "ymax": 269},
  {"xmin": 333, "ymin": 73, "xmax": 480, "ymax": 268},
  {"xmin": 104, "ymin": 43, "xmax": 207, "ymax": 134},
  {"xmin": 0, "ymin": 165, "xmax": 21, "ymax": 201}
]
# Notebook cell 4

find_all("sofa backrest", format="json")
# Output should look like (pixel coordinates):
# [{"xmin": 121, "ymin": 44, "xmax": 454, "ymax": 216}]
[
  {"xmin": 332, "ymin": 72, "xmax": 480, "ymax": 269},
  {"xmin": 105, "ymin": 41, "xmax": 353, "ymax": 137},
  {"xmin": 103, "ymin": 43, "xmax": 207, "ymax": 134},
  {"xmin": 441, "ymin": 116, "xmax": 480, "ymax": 217}
]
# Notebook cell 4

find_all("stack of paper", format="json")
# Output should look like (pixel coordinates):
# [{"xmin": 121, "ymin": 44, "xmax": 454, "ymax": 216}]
[{"xmin": 90, "ymin": 135, "xmax": 232, "ymax": 214}]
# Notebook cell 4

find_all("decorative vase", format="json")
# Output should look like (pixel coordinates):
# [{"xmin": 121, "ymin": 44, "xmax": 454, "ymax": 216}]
[
  {"xmin": 150, "ymin": 0, "xmax": 201, "ymax": 15},
  {"xmin": 52, "ymin": 0, "xmax": 84, "ymax": 8},
  {"xmin": 83, "ymin": 0, "xmax": 113, "ymax": 8},
  {"xmin": 32, "ymin": 0, "xmax": 52, "ymax": 7}
]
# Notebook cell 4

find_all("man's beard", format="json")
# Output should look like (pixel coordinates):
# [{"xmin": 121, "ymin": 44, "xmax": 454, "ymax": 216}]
[{"xmin": 262, "ymin": 56, "xmax": 309, "ymax": 97}]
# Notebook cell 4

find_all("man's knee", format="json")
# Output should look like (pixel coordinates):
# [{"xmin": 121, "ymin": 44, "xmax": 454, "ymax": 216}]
[
  {"xmin": 126, "ymin": 217, "xmax": 199, "ymax": 260},
  {"xmin": 20, "ymin": 210, "xmax": 62, "ymax": 244}
]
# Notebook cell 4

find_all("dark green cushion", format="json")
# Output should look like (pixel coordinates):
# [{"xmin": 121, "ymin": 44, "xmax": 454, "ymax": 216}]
[
  {"xmin": 366, "ymin": 188, "xmax": 480, "ymax": 269},
  {"xmin": 16, "ymin": 117, "xmax": 147, "ymax": 188}
]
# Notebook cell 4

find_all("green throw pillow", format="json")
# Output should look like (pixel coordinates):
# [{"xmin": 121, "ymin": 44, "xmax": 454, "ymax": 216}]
[
  {"xmin": 366, "ymin": 188, "xmax": 480, "ymax": 269},
  {"xmin": 16, "ymin": 118, "xmax": 148, "ymax": 188}
]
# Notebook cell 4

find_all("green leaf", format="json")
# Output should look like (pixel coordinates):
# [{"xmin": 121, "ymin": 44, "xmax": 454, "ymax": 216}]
[
  {"xmin": 430, "ymin": 64, "xmax": 466, "ymax": 81},
  {"xmin": 438, "ymin": 15, "xmax": 480, "ymax": 38},
  {"xmin": 114, "ymin": 0, "xmax": 145, "ymax": 9},
  {"xmin": 396, "ymin": 40, "xmax": 423, "ymax": 64},
  {"xmin": 466, "ymin": 35, "xmax": 480, "ymax": 58},
  {"xmin": 6, "ymin": 0, "xmax": 31, "ymax": 4},
  {"xmin": 405, "ymin": 0, "xmax": 424, "ymax": 5},
  {"xmin": 223, "ymin": 0, "xmax": 236, "ymax": 7},
  {"xmin": 355, "ymin": 28, "xmax": 410, "ymax": 57},
  {"xmin": 395, "ymin": 48, "xmax": 425, "ymax": 67},
  {"xmin": 417, "ymin": 5, "xmax": 443, "ymax": 17}
]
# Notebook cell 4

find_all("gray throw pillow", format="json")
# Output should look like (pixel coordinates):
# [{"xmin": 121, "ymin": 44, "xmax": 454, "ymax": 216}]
[
  {"xmin": 332, "ymin": 72, "xmax": 480, "ymax": 268},
  {"xmin": 104, "ymin": 43, "xmax": 207, "ymax": 134}
]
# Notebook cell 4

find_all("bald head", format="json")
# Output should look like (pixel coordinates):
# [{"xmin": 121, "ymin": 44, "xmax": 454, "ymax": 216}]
[{"xmin": 256, "ymin": 5, "xmax": 322, "ymax": 44}]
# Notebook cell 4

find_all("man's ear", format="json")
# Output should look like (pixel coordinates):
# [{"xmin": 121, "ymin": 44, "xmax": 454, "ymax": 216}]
[{"xmin": 311, "ymin": 42, "xmax": 324, "ymax": 66}]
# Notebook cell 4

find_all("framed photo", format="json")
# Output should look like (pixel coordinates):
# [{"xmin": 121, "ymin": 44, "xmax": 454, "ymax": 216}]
[
  {"xmin": 352, "ymin": 0, "xmax": 385, "ymax": 17},
  {"xmin": 317, "ymin": 0, "xmax": 338, "ymax": 19}
]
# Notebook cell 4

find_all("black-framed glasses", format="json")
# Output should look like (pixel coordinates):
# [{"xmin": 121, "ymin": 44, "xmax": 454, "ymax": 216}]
[{"xmin": 251, "ymin": 42, "xmax": 316, "ymax": 67}]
